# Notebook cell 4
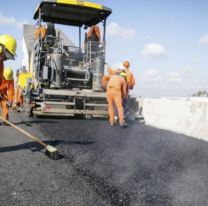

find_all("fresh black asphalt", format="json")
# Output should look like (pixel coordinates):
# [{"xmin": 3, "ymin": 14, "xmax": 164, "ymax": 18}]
[{"xmin": 1, "ymin": 110, "xmax": 208, "ymax": 206}]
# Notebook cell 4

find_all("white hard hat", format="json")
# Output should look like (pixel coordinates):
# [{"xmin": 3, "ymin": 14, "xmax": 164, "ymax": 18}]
[{"xmin": 118, "ymin": 65, "xmax": 125, "ymax": 71}]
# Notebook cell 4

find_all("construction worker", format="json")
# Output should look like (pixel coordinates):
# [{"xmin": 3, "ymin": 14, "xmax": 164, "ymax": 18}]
[
  {"xmin": 0, "ymin": 35, "xmax": 17, "ymax": 78},
  {"xmin": 113, "ymin": 67, "xmax": 128, "ymax": 124},
  {"xmin": 83, "ymin": 25, "xmax": 101, "ymax": 50},
  {"xmin": 102, "ymin": 72, "xmax": 129, "ymax": 127},
  {"xmin": 12, "ymin": 86, "xmax": 23, "ymax": 111},
  {"xmin": 107, "ymin": 61, "xmax": 135, "ymax": 118},
  {"xmin": 122, "ymin": 61, "xmax": 135, "ymax": 116},
  {"xmin": 35, "ymin": 23, "xmax": 46, "ymax": 40},
  {"xmin": 0, "ymin": 35, "xmax": 17, "ymax": 124},
  {"xmin": 0, "ymin": 68, "xmax": 15, "ymax": 124}
]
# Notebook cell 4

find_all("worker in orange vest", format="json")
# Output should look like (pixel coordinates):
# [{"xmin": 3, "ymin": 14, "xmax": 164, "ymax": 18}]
[
  {"xmin": 107, "ymin": 61, "xmax": 135, "ymax": 119},
  {"xmin": 12, "ymin": 86, "xmax": 23, "ymax": 111},
  {"xmin": 122, "ymin": 61, "xmax": 135, "ymax": 116},
  {"xmin": 0, "ymin": 68, "xmax": 15, "ymax": 124},
  {"xmin": 112, "ymin": 66, "xmax": 128, "ymax": 123},
  {"xmin": 83, "ymin": 25, "xmax": 101, "ymax": 50},
  {"xmin": 102, "ymin": 72, "xmax": 129, "ymax": 127},
  {"xmin": 0, "ymin": 35, "xmax": 17, "ymax": 81},
  {"xmin": 0, "ymin": 35, "xmax": 17, "ymax": 124},
  {"xmin": 35, "ymin": 23, "xmax": 46, "ymax": 40},
  {"xmin": 16, "ymin": 87, "xmax": 23, "ymax": 107}
]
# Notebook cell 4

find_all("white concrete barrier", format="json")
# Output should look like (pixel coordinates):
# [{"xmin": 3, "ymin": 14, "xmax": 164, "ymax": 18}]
[
  {"xmin": 161, "ymin": 97, "xmax": 208, "ymax": 103},
  {"xmin": 140, "ymin": 98, "xmax": 208, "ymax": 141}
]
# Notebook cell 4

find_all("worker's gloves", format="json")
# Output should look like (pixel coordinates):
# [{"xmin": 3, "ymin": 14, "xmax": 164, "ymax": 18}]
[
  {"xmin": 6, "ymin": 100, "xmax": 13, "ymax": 108},
  {"xmin": 130, "ymin": 85, "xmax": 134, "ymax": 90},
  {"xmin": 11, "ymin": 103, "xmax": 18, "ymax": 110}
]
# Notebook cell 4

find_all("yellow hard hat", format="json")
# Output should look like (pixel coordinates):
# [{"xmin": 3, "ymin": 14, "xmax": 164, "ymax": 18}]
[
  {"xmin": 3, "ymin": 68, "xmax": 13, "ymax": 81},
  {"xmin": 0, "ymin": 35, "xmax": 17, "ymax": 59}
]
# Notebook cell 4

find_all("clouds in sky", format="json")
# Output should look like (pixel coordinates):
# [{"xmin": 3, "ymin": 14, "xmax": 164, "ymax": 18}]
[
  {"xmin": 167, "ymin": 66, "xmax": 195, "ymax": 83},
  {"xmin": 141, "ymin": 65, "xmax": 196, "ymax": 85},
  {"xmin": 142, "ymin": 43, "xmax": 167, "ymax": 59},
  {"xmin": 167, "ymin": 71, "xmax": 181, "ymax": 82},
  {"xmin": 142, "ymin": 69, "xmax": 162, "ymax": 82},
  {"xmin": 107, "ymin": 22, "xmax": 136, "ymax": 41},
  {"xmin": 111, "ymin": 62, "xmax": 123, "ymax": 70},
  {"xmin": 181, "ymin": 66, "xmax": 195, "ymax": 74},
  {"xmin": 198, "ymin": 34, "xmax": 208, "ymax": 46},
  {"xmin": 192, "ymin": 58, "xmax": 203, "ymax": 64},
  {"xmin": 0, "ymin": 12, "xmax": 28, "ymax": 29}
]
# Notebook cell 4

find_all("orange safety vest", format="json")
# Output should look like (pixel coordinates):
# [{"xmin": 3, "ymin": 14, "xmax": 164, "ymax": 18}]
[
  {"xmin": 0, "ymin": 61, "xmax": 4, "ymax": 86},
  {"xmin": 0, "ymin": 78, "xmax": 14, "ymax": 101},
  {"xmin": 35, "ymin": 27, "xmax": 46, "ymax": 40}
]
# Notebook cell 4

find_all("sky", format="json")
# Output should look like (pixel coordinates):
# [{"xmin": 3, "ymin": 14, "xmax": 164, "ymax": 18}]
[{"xmin": 1, "ymin": 0, "xmax": 208, "ymax": 98}]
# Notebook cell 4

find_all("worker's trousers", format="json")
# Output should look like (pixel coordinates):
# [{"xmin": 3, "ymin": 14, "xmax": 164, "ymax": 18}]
[
  {"xmin": 0, "ymin": 94, "xmax": 9, "ymax": 120},
  {"xmin": 107, "ymin": 88, "xmax": 124, "ymax": 124},
  {"xmin": 114, "ymin": 94, "xmax": 129, "ymax": 118},
  {"xmin": 15, "ymin": 88, "xmax": 23, "ymax": 106}
]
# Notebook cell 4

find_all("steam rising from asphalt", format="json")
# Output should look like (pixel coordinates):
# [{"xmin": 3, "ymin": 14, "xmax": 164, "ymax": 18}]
[{"xmin": 37, "ymin": 117, "xmax": 208, "ymax": 205}]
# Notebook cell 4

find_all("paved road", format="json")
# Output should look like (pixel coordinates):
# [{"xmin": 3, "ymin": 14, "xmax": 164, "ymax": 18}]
[{"xmin": 1, "ymin": 110, "xmax": 208, "ymax": 206}]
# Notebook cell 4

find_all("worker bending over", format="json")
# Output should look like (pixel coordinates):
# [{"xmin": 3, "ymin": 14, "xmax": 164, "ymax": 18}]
[
  {"xmin": 102, "ymin": 73, "xmax": 129, "ymax": 127},
  {"xmin": 107, "ymin": 61, "xmax": 135, "ymax": 118},
  {"xmin": 113, "ymin": 67, "xmax": 128, "ymax": 123},
  {"xmin": 0, "ymin": 68, "xmax": 15, "ymax": 123}
]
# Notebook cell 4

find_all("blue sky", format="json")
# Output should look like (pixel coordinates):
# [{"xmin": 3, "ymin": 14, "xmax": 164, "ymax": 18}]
[{"xmin": 1, "ymin": 0, "xmax": 208, "ymax": 97}]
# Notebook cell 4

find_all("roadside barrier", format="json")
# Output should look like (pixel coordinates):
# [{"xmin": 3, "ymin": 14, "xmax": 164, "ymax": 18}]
[{"xmin": 137, "ymin": 98, "xmax": 208, "ymax": 141}]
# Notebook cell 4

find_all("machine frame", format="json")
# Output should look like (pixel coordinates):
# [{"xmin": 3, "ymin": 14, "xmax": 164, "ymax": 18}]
[{"xmin": 17, "ymin": 0, "xmax": 112, "ymax": 117}]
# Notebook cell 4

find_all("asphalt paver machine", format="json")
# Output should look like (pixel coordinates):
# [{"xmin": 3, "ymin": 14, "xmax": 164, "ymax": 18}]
[{"xmin": 17, "ymin": 0, "xmax": 112, "ymax": 117}]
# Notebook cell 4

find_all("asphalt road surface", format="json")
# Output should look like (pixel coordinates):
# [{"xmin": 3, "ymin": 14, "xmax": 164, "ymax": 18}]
[{"xmin": 1, "ymin": 110, "xmax": 208, "ymax": 206}]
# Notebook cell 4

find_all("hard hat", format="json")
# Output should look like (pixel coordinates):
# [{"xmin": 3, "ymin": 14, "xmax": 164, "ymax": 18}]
[
  {"xmin": 0, "ymin": 35, "xmax": 17, "ymax": 59},
  {"xmin": 3, "ymin": 68, "xmax": 13, "ymax": 81},
  {"xmin": 123, "ymin": 61, "xmax": 130, "ymax": 68},
  {"xmin": 118, "ymin": 65, "xmax": 125, "ymax": 71}
]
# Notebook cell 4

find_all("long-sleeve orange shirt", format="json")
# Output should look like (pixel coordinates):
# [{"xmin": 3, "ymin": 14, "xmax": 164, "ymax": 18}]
[
  {"xmin": 0, "ymin": 78, "xmax": 14, "ymax": 101},
  {"xmin": 83, "ymin": 25, "xmax": 101, "ymax": 50},
  {"xmin": 35, "ymin": 27, "xmax": 46, "ymax": 40},
  {"xmin": 102, "ymin": 75, "xmax": 126, "ymax": 99}
]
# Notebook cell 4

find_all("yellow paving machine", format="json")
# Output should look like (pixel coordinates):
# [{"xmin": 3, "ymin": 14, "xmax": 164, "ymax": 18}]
[{"xmin": 16, "ymin": 0, "xmax": 112, "ymax": 117}]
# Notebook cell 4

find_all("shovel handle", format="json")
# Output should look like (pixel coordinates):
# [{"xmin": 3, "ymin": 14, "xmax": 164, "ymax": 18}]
[
  {"xmin": 0, "ymin": 116, "xmax": 47, "ymax": 148},
  {"xmin": 123, "ymin": 103, "xmax": 143, "ymax": 117}
]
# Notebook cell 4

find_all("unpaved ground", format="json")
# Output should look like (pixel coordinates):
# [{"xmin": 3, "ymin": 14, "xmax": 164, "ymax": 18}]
[{"xmin": 1, "ymin": 110, "xmax": 208, "ymax": 206}]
